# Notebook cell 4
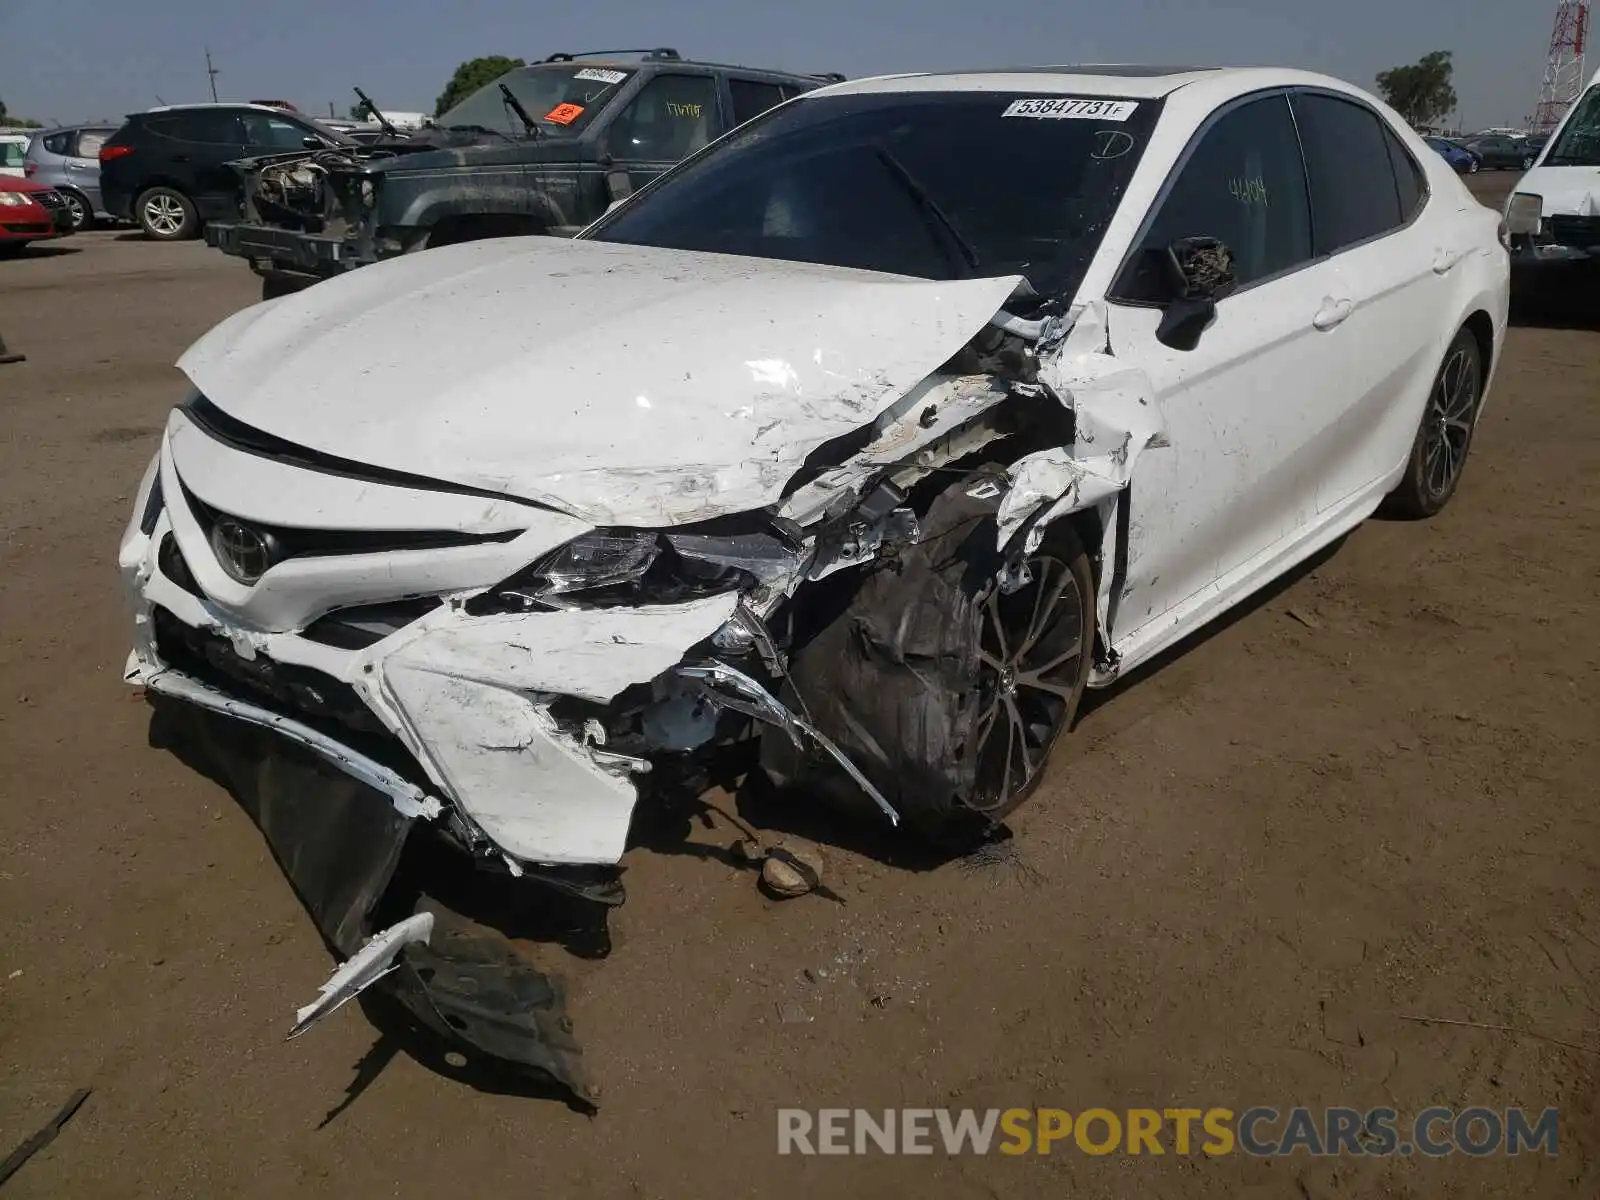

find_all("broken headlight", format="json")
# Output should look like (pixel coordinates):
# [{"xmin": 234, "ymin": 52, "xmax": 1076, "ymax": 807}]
[{"xmin": 467, "ymin": 527, "xmax": 800, "ymax": 614}]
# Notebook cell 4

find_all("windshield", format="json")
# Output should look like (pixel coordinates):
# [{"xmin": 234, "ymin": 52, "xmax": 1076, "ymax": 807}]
[
  {"xmin": 586, "ymin": 91, "xmax": 1162, "ymax": 297},
  {"xmin": 435, "ymin": 64, "xmax": 635, "ymax": 138},
  {"xmin": 1545, "ymin": 85, "xmax": 1600, "ymax": 166}
]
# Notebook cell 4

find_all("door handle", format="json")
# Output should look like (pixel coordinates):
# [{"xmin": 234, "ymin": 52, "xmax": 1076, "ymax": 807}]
[
  {"xmin": 1312, "ymin": 298, "xmax": 1353, "ymax": 331},
  {"xmin": 1432, "ymin": 248, "xmax": 1464, "ymax": 274}
]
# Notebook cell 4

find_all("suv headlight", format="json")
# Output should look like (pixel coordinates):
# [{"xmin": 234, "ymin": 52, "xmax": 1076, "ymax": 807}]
[
  {"xmin": 1505, "ymin": 193, "xmax": 1543, "ymax": 237},
  {"xmin": 466, "ymin": 527, "xmax": 802, "ymax": 614}
]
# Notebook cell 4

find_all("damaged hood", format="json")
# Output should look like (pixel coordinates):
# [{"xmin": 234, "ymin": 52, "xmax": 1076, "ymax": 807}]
[{"xmin": 180, "ymin": 238, "xmax": 1022, "ymax": 525}]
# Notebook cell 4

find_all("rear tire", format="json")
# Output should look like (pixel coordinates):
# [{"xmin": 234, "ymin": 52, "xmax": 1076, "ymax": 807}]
[
  {"xmin": 136, "ymin": 186, "xmax": 197, "ymax": 241},
  {"xmin": 1385, "ymin": 327, "xmax": 1483, "ymax": 519}
]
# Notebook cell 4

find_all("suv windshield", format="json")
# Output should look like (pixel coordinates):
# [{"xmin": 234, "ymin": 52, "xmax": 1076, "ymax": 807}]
[
  {"xmin": 1545, "ymin": 85, "xmax": 1600, "ymax": 166},
  {"xmin": 435, "ymin": 64, "xmax": 635, "ymax": 138},
  {"xmin": 587, "ymin": 91, "xmax": 1161, "ymax": 297}
]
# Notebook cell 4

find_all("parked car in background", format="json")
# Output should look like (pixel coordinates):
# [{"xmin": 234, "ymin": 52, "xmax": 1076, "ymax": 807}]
[
  {"xmin": 98, "ymin": 104, "xmax": 355, "ymax": 241},
  {"xmin": 0, "ymin": 177, "xmax": 75, "ymax": 253},
  {"xmin": 1424, "ymin": 136, "xmax": 1480, "ymax": 173},
  {"xmin": 205, "ymin": 49, "xmax": 838, "ymax": 297},
  {"xmin": 24, "ymin": 125, "xmax": 120, "ymax": 229},
  {"xmin": 1462, "ymin": 133, "xmax": 1535, "ymax": 171},
  {"xmin": 1505, "ymin": 67, "xmax": 1600, "ymax": 300},
  {"xmin": 121, "ymin": 66, "xmax": 1508, "ymax": 1087},
  {"xmin": 1, "ymin": 133, "xmax": 30, "ymax": 178}
]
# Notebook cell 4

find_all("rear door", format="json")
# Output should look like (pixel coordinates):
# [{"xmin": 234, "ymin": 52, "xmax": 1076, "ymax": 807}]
[
  {"xmin": 602, "ymin": 72, "xmax": 725, "ymax": 194},
  {"xmin": 161, "ymin": 109, "xmax": 249, "ymax": 219},
  {"xmin": 68, "ymin": 127, "xmax": 114, "ymax": 209},
  {"xmin": 1288, "ymin": 90, "xmax": 1444, "ymax": 512}
]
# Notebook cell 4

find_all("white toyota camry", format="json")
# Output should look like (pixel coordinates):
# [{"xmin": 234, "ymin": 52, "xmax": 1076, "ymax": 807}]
[{"xmin": 119, "ymin": 65, "xmax": 1509, "ymax": 1084}]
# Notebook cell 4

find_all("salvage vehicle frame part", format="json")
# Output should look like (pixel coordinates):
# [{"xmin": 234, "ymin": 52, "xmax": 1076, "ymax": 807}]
[{"xmin": 121, "ymin": 65, "xmax": 1510, "ymax": 1100}]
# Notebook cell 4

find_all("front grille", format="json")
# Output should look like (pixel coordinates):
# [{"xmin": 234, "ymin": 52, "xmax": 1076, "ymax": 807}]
[
  {"xmin": 151, "ymin": 606, "xmax": 425, "ymax": 783},
  {"xmin": 1546, "ymin": 215, "xmax": 1600, "ymax": 248},
  {"xmin": 301, "ymin": 597, "xmax": 442, "ymax": 649},
  {"xmin": 34, "ymin": 190, "xmax": 66, "ymax": 210}
]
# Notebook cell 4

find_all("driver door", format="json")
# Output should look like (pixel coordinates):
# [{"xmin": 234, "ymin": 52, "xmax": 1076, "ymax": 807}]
[
  {"xmin": 1102, "ymin": 92, "xmax": 1348, "ymax": 652},
  {"xmin": 602, "ymin": 73, "xmax": 724, "ymax": 199}
]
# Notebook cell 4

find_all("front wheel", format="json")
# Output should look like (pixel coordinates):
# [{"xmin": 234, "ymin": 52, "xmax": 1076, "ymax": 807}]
[
  {"xmin": 961, "ymin": 524, "xmax": 1097, "ymax": 821},
  {"xmin": 61, "ymin": 191, "xmax": 94, "ymax": 230},
  {"xmin": 1468, "ymin": 159, "xmax": 1480, "ymax": 174},
  {"xmin": 136, "ymin": 187, "xmax": 198, "ymax": 241},
  {"xmin": 1385, "ymin": 327, "xmax": 1483, "ymax": 519}
]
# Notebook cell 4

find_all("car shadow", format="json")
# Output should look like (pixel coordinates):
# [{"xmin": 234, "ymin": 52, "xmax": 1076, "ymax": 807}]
[
  {"xmin": 1077, "ymin": 534, "xmax": 1346, "ymax": 719},
  {"xmin": 0, "ymin": 242, "xmax": 81, "ymax": 259}
]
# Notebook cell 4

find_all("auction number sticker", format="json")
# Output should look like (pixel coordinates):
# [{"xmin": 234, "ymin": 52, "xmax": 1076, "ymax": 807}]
[
  {"xmin": 573, "ymin": 68, "xmax": 629, "ymax": 84},
  {"xmin": 1003, "ymin": 97, "xmax": 1139, "ymax": 121}
]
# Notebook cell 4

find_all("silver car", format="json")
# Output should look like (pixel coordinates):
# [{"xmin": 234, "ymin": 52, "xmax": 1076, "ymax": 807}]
[{"xmin": 23, "ymin": 125, "xmax": 119, "ymax": 230}]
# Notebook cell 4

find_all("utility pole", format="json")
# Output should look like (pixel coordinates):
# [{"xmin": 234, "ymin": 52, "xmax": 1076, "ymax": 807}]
[{"xmin": 205, "ymin": 47, "xmax": 220, "ymax": 103}]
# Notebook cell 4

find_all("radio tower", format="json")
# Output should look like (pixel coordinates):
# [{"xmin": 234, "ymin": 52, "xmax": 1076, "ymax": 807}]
[{"xmin": 1533, "ymin": 0, "xmax": 1590, "ymax": 134}]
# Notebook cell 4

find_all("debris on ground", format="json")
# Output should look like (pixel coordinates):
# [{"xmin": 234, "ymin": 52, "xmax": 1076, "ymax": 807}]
[
  {"xmin": 759, "ymin": 845, "xmax": 826, "ymax": 899},
  {"xmin": 1285, "ymin": 606, "xmax": 1324, "ymax": 631},
  {"xmin": 0, "ymin": 1089, "xmax": 91, "ymax": 1187}
]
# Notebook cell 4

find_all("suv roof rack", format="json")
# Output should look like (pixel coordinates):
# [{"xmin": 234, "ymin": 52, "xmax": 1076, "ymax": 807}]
[{"xmin": 543, "ymin": 48, "xmax": 681, "ymax": 63}]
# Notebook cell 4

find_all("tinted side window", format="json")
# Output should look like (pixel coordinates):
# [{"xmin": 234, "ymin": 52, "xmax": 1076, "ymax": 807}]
[
  {"xmin": 1383, "ymin": 125, "xmax": 1426, "ymax": 220},
  {"xmin": 167, "ymin": 110, "xmax": 246, "ymax": 144},
  {"xmin": 608, "ymin": 75, "xmax": 720, "ymax": 161},
  {"xmin": 1291, "ymin": 93, "xmax": 1403, "ymax": 254},
  {"xmin": 42, "ymin": 132, "xmax": 71, "ymax": 155},
  {"xmin": 729, "ymin": 79, "xmax": 785, "ymax": 126},
  {"xmin": 1116, "ymin": 94, "xmax": 1312, "ymax": 300}
]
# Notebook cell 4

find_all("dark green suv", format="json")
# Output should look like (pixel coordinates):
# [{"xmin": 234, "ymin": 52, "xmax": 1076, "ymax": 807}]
[{"xmin": 205, "ymin": 50, "xmax": 839, "ymax": 297}]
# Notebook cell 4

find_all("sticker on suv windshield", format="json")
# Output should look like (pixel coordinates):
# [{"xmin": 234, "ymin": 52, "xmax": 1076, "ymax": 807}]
[
  {"xmin": 1003, "ymin": 98, "xmax": 1139, "ymax": 121},
  {"xmin": 544, "ymin": 103, "xmax": 586, "ymax": 125},
  {"xmin": 573, "ymin": 68, "xmax": 629, "ymax": 85}
]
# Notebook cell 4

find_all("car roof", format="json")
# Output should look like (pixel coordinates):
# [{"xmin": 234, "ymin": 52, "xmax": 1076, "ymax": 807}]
[
  {"xmin": 140, "ymin": 102, "xmax": 321, "ymax": 117},
  {"xmin": 810, "ymin": 65, "xmax": 1369, "ymax": 103},
  {"xmin": 523, "ymin": 57, "xmax": 832, "ymax": 83}
]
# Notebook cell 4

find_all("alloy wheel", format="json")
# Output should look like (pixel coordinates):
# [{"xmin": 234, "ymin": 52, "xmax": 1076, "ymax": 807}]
[
  {"xmin": 968, "ymin": 553, "xmax": 1087, "ymax": 813},
  {"xmin": 64, "ymin": 193, "xmax": 90, "ymax": 229},
  {"xmin": 1424, "ymin": 344, "xmax": 1479, "ymax": 499},
  {"xmin": 142, "ymin": 193, "xmax": 185, "ymax": 237}
]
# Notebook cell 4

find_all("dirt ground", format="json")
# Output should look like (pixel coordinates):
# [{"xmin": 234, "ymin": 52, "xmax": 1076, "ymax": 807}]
[{"xmin": 1, "ymin": 173, "xmax": 1596, "ymax": 1199}]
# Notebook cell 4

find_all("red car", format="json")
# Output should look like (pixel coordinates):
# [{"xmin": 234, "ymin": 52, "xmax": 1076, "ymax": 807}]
[{"xmin": 0, "ymin": 176, "xmax": 75, "ymax": 254}]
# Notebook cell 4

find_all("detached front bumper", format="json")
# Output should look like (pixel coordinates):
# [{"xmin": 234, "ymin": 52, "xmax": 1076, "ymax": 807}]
[{"xmin": 206, "ymin": 221, "xmax": 363, "ymax": 279}]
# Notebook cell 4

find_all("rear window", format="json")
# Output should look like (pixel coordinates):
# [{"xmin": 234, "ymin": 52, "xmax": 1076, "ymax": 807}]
[
  {"xmin": 1546, "ymin": 85, "xmax": 1600, "ymax": 167},
  {"xmin": 1382, "ymin": 125, "xmax": 1427, "ymax": 220},
  {"xmin": 590, "ymin": 91, "xmax": 1162, "ymax": 298},
  {"xmin": 74, "ymin": 129, "xmax": 112, "ymax": 157},
  {"xmin": 1, "ymin": 141, "xmax": 25, "ymax": 169},
  {"xmin": 1291, "ymin": 93, "xmax": 1405, "ymax": 253},
  {"xmin": 729, "ymin": 79, "xmax": 786, "ymax": 125}
]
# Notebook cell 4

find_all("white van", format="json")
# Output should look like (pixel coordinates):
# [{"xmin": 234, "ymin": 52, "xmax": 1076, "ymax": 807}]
[{"xmin": 1505, "ymin": 68, "xmax": 1600, "ymax": 294}]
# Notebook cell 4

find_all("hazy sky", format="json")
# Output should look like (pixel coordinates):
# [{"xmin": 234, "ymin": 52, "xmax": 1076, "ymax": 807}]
[{"xmin": 0, "ymin": 0, "xmax": 1562, "ymax": 131}]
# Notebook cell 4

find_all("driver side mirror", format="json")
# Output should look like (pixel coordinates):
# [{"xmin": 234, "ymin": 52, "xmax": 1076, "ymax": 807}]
[
  {"xmin": 302, "ymin": 136, "xmax": 323, "ymax": 150},
  {"xmin": 1155, "ymin": 236, "xmax": 1237, "ymax": 351}
]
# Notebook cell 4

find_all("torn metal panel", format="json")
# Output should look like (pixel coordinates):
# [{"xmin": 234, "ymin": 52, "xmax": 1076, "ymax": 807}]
[
  {"xmin": 177, "ymin": 237, "xmax": 1024, "ymax": 525},
  {"xmin": 289, "ymin": 912, "xmax": 435, "ymax": 1038},
  {"xmin": 993, "ymin": 302, "xmax": 1168, "ymax": 553},
  {"xmin": 381, "ymin": 667, "xmax": 643, "ymax": 865}
]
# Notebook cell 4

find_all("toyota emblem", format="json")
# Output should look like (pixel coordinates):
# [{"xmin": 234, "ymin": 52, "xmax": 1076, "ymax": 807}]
[{"xmin": 210, "ymin": 519, "xmax": 274, "ymax": 585}]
